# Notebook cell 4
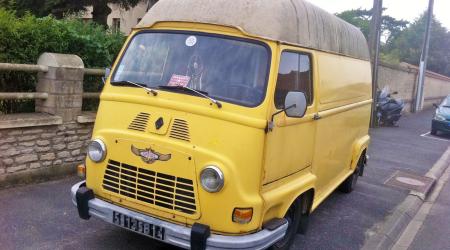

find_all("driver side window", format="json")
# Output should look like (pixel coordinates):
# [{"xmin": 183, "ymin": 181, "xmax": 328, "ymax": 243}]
[{"xmin": 274, "ymin": 51, "xmax": 313, "ymax": 109}]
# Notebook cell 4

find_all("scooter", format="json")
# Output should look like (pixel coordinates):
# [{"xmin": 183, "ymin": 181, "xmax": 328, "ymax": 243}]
[{"xmin": 376, "ymin": 86, "xmax": 405, "ymax": 126}]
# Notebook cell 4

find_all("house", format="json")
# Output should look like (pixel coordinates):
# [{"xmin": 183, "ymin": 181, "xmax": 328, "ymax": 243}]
[{"xmin": 82, "ymin": 1, "xmax": 154, "ymax": 34}]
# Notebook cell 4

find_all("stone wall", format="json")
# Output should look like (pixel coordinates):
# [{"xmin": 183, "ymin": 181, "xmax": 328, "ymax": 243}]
[
  {"xmin": 0, "ymin": 122, "xmax": 92, "ymax": 182},
  {"xmin": 378, "ymin": 62, "xmax": 450, "ymax": 112},
  {"xmin": 0, "ymin": 53, "xmax": 97, "ymax": 187}
]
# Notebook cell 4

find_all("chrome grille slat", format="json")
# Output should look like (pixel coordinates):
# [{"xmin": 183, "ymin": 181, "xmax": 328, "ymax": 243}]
[{"xmin": 102, "ymin": 159, "xmax": 197, "ymax": 215}]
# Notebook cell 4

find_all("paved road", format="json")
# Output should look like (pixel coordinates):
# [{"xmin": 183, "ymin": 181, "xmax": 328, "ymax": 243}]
[{"xmin": 0, "ymin": 109, "xmax": 448, "ymax": 250}]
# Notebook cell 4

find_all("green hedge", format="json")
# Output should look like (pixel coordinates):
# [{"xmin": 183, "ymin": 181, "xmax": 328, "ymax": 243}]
[{"xmin": 0, "ymin": 9, "xmax": 126, "ymax": 113}]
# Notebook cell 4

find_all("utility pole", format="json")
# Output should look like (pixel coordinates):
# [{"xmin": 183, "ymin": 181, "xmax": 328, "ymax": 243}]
[
  {"xmin": 369, "ymin": 0, "xmax": 383, "ymax": 127},
  {"xmin": 414, "ymin": 0, "xmax": 434, "ymax": 112}
]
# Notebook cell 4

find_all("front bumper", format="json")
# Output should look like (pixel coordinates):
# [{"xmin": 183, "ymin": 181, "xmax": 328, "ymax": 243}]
[
  {"xmin": 432, "ymin": 119, "xmax": 450, "ymax": 133},
  {"xmin": 71, "ymin": 181, "xmax": 287, "ymax": 250}
]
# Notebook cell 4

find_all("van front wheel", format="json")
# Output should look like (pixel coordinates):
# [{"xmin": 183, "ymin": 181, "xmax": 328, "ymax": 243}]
[{"xmin": 270, "ymin": 198, "xmax": 305, "ymax": 250}]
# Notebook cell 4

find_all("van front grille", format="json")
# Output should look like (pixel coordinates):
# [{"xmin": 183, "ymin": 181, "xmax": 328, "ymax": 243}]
[
  {"xmin": 169, "ymin": 119, "xmax": 190, "ymax": 142},
  {"xmin": 128, "ymin": 112, "xmax": 150, "ymax": 132},
  {"xmin": 102, "ymin": 160, "xmax": 197, "ymax": 215}
]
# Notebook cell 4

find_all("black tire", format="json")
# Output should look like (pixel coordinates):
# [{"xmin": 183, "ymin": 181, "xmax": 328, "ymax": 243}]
[
  {"xmin": 339, "ymin": 160, "xmax": 362, "ymax": 193},
  {"xmin": 270, "ymin": 197, "xmax": 308, "ymax": 250},
  {"xmin": 431, "ymin": 128, "xmax": 438, "ymax": 135},
  {"xmin": 297, "ymin": 194, "xmax": 310, "ymax": 235}
]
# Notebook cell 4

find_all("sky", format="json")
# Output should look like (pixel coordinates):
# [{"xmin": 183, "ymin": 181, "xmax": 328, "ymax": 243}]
[{"xmin": 310, "ymin": 0, "xmax": 450, "ymax": 30}]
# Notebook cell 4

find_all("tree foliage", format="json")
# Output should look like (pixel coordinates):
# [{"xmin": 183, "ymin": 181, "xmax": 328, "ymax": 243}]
[
  {"xmin": 337, "ymin": 8, "xmax": 408, "ymax": 44},
  {"xmin": 0, "ymin": 9, "xmax": 126, "ymax": 113},
  {"xmin": 1, "ymin": 0, "xmax": 150, "ymax": 27},
  {"xmin": 385, "ymin": 14, "xmax": 450, "ymax": 77}
]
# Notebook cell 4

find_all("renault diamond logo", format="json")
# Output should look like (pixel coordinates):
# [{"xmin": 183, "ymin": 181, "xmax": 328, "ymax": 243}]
[
  {"xmin": 131, "ymin": 145, "xmax": 171, "ymax": 164},
  {"xmin": 155, "ymin": 117, "xmax": 164, "ymax": 130}
]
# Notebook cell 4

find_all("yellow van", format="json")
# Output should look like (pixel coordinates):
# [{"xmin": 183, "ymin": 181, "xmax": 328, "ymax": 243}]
[{"xmin": 71, "ymin": 0, "xmax": 372, "ymax": 249}]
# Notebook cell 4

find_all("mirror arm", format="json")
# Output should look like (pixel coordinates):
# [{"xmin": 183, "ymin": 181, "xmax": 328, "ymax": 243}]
[{"xmin": 266, "ymin": 104, "xmax": 296, "ymax": 133}]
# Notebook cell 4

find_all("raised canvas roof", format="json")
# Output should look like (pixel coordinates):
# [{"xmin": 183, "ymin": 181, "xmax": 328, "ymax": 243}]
[{"xmin": 136, "ymin": 0, "xmax": 370, "ymax": 61}]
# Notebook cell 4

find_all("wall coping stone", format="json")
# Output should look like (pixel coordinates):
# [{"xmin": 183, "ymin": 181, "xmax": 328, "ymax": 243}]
[
  {"xmin": 0, "ymin": 113, "xmax": 62, "ymax": 129},
  {"xmin": 37, "ymin": 53, "xmax": 84, "ymax": 69},
  {"xmin": 77, "ymin": 111, "xmax": 96, "ymax": 124}
]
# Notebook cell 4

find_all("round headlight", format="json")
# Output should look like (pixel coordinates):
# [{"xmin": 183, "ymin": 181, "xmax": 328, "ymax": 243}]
[
  {"xmin": 200, "ymin": 166, "xmax": 224, "ymax": 193},
  {"xmin": 87, "ymin": 139, "xmax": 106, "ymax": 163}
]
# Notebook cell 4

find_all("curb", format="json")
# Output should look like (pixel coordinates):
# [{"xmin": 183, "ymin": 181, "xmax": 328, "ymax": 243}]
[{"xmin": 362, "ymin": 147, "xmax": 450, "ymax": 250}]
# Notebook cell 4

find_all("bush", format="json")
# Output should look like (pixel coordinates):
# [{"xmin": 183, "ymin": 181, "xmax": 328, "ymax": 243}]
[{"xmin": 0, "ymin": 9, "xmax": 126, "ymax": 113}]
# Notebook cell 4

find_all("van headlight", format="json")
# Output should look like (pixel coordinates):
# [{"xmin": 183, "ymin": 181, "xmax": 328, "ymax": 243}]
[
  {"xmin": 200, "ymin": 166, "xmax": 224, "ymax": 193},
  {"xmin": 87, "ymin": 139, "xmax": 107, "ymax": 163}
]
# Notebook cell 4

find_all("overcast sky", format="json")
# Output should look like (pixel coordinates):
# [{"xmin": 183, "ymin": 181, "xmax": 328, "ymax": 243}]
[{"xmin": 310, "ymin": 0, "xmax": 450, "ymax": 30}]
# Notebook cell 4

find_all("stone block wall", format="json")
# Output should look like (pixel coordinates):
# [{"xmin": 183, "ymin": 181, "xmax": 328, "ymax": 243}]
[
  {"xmin": 378, "ymin": 62, "xmax": 450, "ymax": 112},
  {"xmin": 0, "ymin": 53, "xmax": 96, "ymax": 187},
  {"xmin": 0, "ymin": 122, "xmax": 92, "ymax": 176}
]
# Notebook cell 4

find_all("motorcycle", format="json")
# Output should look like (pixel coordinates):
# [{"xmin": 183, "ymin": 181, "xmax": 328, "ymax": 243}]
[{"xmin": 376, "ymin": 86, "xmax": 405, "ymax": 126}]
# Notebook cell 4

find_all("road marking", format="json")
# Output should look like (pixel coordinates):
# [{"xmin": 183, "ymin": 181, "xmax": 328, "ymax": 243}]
[{"xmin": 420, "ymin": 131, "xmax": 450, "ymax": 142}]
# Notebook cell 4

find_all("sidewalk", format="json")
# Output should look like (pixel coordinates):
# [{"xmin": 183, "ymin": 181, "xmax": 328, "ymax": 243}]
[
  {"xmin": 410, "ymin": 173, "xmax": 450, "ymax": 249},
  {"xmin": 400, "ymin": 164, "xmax": 450, "ymax": 250}
]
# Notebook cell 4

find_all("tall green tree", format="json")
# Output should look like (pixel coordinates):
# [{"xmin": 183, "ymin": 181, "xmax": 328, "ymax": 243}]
[
  {"xmin": 337, "ymin": 8, "xmax": 408, "ymax": 44},
  {"xmin": 386, "ymin": 14, "xmax": 450, "ymax": 77}
]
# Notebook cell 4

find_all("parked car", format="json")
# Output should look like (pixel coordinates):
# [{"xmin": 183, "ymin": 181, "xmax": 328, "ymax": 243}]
[
  {"xmin": 431, "ymin": 95, "xmax": 450, "ymax": 135},
  {"xmin": 71, "ymin": 0, "xmax": 372, "ymax": 249}
]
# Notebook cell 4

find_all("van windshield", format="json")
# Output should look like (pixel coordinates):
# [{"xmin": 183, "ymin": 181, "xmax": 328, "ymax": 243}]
[{"xmin": 112, "ymin": 32, "xmax": 270, "ymax": 107}]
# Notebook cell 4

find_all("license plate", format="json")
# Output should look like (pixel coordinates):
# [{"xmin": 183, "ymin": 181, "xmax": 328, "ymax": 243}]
[{"xmin": 112, "ymin": 211, "xmax": 165, "ymax": 240}]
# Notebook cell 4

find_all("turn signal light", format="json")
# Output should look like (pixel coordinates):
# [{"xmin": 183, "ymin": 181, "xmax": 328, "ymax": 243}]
[
  {"xmin": 77, "ymin": 164, "xmax": 86, "ymax": 178},
  {"xmin": 232, "ymin": 208, "xmax": 253, "ymax": 224}
]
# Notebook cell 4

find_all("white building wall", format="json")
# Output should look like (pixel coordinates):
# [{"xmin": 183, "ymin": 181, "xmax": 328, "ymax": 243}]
[{"xmin": 83, "ymin": 2, "xmax": 151, "ymax": 34}]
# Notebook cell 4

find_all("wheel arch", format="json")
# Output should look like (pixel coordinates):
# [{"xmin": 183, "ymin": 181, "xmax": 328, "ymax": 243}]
[
  {"xmin": 261, "ymin": 178, "xmax": 316, "ymax": 226},
  {"xmin": 350, "ymin": 135, "xmax": 370, "ymax": 171}
]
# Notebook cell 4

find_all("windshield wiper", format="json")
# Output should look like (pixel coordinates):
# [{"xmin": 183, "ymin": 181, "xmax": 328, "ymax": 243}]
[
  {"xmin": 158, "ymin": 85, "xmax": 222, "ymax": 108},
  {"xmin": 111, "ymin": 80, "xmax": 158, "ymax": 96}
]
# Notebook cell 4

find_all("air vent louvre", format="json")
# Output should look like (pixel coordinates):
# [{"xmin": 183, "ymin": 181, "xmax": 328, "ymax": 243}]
[
  {"xmin": 169, "ymin": 119, "xmax": 190, "ymax": 142},
  {"xmin": 128, "ymin": 112, "xmax": 150, "ymax": 132}
]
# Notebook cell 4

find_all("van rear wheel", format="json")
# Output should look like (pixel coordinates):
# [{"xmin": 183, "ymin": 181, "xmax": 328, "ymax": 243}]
[{"xmin": 339, "ymin": 157, "xmax": 363, "ymax": 193}]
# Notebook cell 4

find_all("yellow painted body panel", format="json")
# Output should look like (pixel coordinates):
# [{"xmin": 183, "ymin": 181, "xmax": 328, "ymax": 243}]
[{"xmin": 85, "ymin": 21, "xmax": 372, "ymax": 236}]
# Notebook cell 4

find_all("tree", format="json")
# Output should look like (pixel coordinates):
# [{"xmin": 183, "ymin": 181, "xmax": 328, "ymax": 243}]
[
  {"xmin": 2, "ymin": 0, "xmax": 155, "ymax": 28},
  {"xmin": 337, "ymin": 8, "xmax": 408, "ymax": 44},
  {"xmin": 386, "ymin": 14, "xmax": 450, "ymax": 77}
]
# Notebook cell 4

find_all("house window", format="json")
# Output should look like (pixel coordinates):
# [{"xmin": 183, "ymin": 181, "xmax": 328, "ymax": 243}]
[
  {"xmin": 112, "ymin": 18, "xmax": 121, "ymax": 33},
  {"xmin": 274, "ymin": 51, "xmax": 313, "ymax": 109}
]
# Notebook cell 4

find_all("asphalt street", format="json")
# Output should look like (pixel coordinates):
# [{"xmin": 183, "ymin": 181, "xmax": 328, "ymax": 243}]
[{"xmin": 0, "ymin": 109, "xmax": 448, "ymax": 250}]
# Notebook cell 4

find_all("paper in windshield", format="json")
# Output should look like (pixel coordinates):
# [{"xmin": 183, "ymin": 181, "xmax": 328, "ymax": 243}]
[{"xmin": 168, "ymin": 74, "xmax": 190, "ymax": 87}]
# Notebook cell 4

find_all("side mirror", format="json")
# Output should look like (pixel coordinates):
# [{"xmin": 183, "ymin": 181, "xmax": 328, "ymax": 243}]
[
  {"xmin": 102, "ymin": 68, "xmax": 111, "ymax": 84},
  {"xmin": 284, "ymin": 91, "xmax": 307, "ymax": 118},
  {"xmin": 433, "ymin": 103, "xmax": 439, "ymax": 108}
]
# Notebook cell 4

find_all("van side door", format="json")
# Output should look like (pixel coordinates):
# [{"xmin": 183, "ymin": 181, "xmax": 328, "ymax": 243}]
[{"xmin": 263, "ymin": 48, "xmax": 317, "ymax": 184}]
